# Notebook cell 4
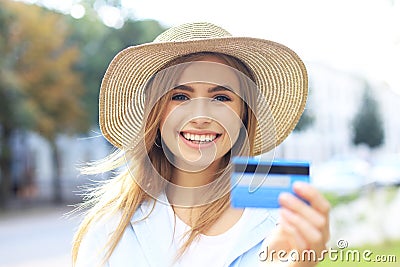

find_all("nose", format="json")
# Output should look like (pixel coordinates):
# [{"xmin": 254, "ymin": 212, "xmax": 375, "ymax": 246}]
[
  {"xmin": 190, "ymin": 116, "xmax": 212, "ymax": 126},
  {"xmin": 189, "ymin": 98, "xmax": 212, "ymax": 126}
]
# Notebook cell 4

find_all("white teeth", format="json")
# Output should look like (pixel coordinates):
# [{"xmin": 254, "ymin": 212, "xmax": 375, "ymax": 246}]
[{"xmin": 182, "ymin": 132, "xmax": 218, "ymax": 142}]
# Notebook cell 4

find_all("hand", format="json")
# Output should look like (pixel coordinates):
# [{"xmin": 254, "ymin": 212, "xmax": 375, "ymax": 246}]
[{"xmin": 259, "ymin": 182, "xmax": 330, "ymax": 267}]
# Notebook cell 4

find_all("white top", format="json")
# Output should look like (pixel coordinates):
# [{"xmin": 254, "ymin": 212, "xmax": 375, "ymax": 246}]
[
  {"xmin": 167, "ymin": 205, "xmax": 252, "ymax": 267},
  {"xmin": 75, "ymin": 193, "xmax": 277, "ymax": 267}
]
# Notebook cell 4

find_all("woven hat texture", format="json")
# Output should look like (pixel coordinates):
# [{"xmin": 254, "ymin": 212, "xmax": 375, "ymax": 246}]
[{"xmin": 99, "ymin": 22, "xmax": 308, "ymax": 155}]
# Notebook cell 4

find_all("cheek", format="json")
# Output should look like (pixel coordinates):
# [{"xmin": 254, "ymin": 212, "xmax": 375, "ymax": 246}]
[
  {"xmin": 159, "ymin": 104, "xmax": 187, "ymax": 147},
  {"xmin": 225, "ymin": 119, "xmax": 242, "ymax": 144},
  {"xmin": 216, "ymin": 108, "xmax": 242, "ymax": 143},
  {"xmin": 160, "ymin": 117, "xmax": 174, "ymax": 142},
  {"xmin": 159, "ymin": 105, "xmax": 175, "ymax": 132}
]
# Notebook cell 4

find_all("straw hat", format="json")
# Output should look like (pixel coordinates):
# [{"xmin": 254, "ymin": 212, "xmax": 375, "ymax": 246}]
[{"xmin": 99, "ymin": 22, "xmax": 308, "ymax": 155}]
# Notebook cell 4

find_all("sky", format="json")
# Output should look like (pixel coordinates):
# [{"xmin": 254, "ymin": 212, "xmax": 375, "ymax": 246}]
[
  {"xmin": 18, "ymin": 0, "xmax": 400, "ymax": 95},
  {"xmin": 123, "ymin": 0, "xmax": 400, "ymax": 95}
]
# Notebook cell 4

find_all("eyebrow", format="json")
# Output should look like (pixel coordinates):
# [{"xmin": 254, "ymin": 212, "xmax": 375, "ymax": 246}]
[{"xmin": 173, "ymin": 84, "xmax": 235, "ymax": 93}]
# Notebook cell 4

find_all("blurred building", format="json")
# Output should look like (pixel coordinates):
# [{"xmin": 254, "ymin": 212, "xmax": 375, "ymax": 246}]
[
  {"xmin": 275, "ymin": 61, "xmax": 400, "ymax": 163},
  {"xmin": 10, "ymin": 129, "xmax": 111, "ymax": 203}
]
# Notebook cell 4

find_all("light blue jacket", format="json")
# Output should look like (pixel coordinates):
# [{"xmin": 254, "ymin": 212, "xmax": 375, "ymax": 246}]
[{"xmin": 76, "ymin": 194, "xmax": 277, "ymax": 267}]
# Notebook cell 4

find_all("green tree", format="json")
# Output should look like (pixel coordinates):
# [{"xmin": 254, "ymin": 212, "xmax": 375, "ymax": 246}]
[
  {"xmin": 0, "ymin": 1, "xmax": 88, "ymax": 205},
  {"xmin": 294, "ymin": 109, "xmax": 314, "ymax": 132},
  {"xmin": 352, "ymin": 82, "xmax": 384, "ymax": 149},
  {"xmin": 1, "ymin": 0, "xmax": 165, "ymax": 206},
  {"xmin": 67, "ymin": 16, "xmax": 164, "ymax": 124},
  {"xmin": 0, "ymin": 2, "xmax": 21, "ymax": 208},
  {"xmin": 294, "ymin": 85, "xmax": 314, "ymax": 132}
]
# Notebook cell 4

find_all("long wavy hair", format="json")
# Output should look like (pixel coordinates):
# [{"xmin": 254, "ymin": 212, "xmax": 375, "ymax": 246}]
[{"xmin": 72, "ymin": 52, "xmax": 258, "ymax": 266}]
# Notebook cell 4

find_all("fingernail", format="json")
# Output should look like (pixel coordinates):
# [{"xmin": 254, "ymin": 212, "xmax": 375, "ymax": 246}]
[
  {"xmin": 293, "ymin": 181, "xmax": 309, "ymax": 191},
  {"xmin": 279, "ymin": 192, "xmax": 291, "ymax": 202},
  {"xmin": 279, "ymin": 192, "xmax": 294, "ymax": 205}
]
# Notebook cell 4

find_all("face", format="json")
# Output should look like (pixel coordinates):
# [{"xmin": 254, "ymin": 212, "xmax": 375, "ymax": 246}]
[{"xmin": 159, "ymin": 55, "xmax": 244, "ymax": 171}]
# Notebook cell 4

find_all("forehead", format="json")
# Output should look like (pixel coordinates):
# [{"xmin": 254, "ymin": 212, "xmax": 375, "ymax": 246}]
[{"xmin": 176, "ymin": 59, "xmax": 241, "ymax": 93}]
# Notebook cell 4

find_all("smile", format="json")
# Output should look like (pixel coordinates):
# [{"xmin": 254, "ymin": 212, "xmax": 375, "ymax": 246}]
[{"xmin": 180, "ymin": 132, "xmax": 221, "ymax": 144}]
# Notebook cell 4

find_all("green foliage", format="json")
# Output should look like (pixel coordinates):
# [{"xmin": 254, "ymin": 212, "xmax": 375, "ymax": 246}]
[
  {"xmin": 294, "ymin": 109, "xmax": 314, "ymax": 132},
  {"xmin": 1, "ymin": 1, "xmax": 89, "ymax": 140},
  {"xmin": 352, "ymin": 82, "xmax": 384, "ymax": 149},
  {"xmin": 1, "ymin": 0, "xmax": 165, "ymax": 134},
  {"xmin": 294, "ymin": 85, "xmax": 314, "ymax": 132},
  {"xmin": 319, "ymin": 239, "xmax": 400, "ymax": 267},
  {"xmin": 0, "ymin": 0, "xmax": 165, "ymax": 204},
  {"xmin": 0, "ymin": 5, "xmax": 23, "ymax": 129},
  {"xmin": 322, "ymin": 191, "xmax": 361, "ymax": 208},
  {"xmin": 0, "ymin": 0, "xmax": 89, "ymax": 204},
  {"xmin": 66, "ymin": 16, "xmax": 165, "ymax": 124}
]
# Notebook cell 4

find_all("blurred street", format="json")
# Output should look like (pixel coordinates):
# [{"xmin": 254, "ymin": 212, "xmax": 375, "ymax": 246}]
[
  {"xmin": 0, "ymin": 204, "xmax": 82, "ymax": 267},
  {"xmin": 0, "ymin": 187, "xmax": 399, "ymax": 267}
]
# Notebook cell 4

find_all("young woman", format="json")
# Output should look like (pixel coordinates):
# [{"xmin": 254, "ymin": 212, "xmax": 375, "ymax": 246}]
[{"xmin": 72, "ymin": 22, "xmax": 330, "ymax": 267}]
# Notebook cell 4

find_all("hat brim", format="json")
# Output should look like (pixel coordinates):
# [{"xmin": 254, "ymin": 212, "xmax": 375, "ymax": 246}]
[{"xmin": 99, "ymin": 37, "xmax": 308, "ymax": 155}]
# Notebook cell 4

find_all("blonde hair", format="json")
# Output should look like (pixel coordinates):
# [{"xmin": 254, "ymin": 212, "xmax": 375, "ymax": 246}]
[{"xmin": 72, "ymin": 52, "xmax": 258, "ymax": 266}]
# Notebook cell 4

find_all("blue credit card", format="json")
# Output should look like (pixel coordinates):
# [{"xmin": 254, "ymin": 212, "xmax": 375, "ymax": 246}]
[{"xmin": 230, "ymin": 156, "xmax": 310, "ymax": 208}]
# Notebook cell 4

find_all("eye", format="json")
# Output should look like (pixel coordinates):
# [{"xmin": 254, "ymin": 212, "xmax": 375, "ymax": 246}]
[
  {"xmin": 171, "ymin": 94, "xmax": 189, "ymax": 101},
  {"xmin": 213, "ymin": 95, "xmax": 232, "ymax": 102}
]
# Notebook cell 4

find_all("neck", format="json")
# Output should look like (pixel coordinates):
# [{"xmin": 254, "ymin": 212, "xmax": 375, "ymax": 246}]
[
  {"xmin": 170, "ymin": 159, "xmax": 221, "ymax": 187},
  {"xmin": 166, "ymin": 158, "xmax": 226, "ymax": 207}
]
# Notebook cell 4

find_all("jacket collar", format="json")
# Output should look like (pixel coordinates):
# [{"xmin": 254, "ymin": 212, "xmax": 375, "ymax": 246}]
[
  {"xmin": 225, "ymin": 208, "xmax": 277, "ymax": 265},
  {"xmin": 130, "ymin": 193, "xmax": 276, "ymax": 266},
  {"xmin": 130, "ymin": 193, "xmax": 177, "ymax": 267}
]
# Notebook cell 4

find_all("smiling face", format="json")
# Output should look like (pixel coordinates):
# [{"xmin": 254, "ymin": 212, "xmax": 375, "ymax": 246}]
[{"xmin": 159, "ymin": 55, "xmax": 244, "ymax": 171}]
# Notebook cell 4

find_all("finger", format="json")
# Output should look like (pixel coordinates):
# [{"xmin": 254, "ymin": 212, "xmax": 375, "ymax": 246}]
[
  {"xmin": 292, "ymin": 182, "xmax": 331, "ymax": 216},
  {"xmin": 292, "ymin": 182, "xmax": 331, "ymax": 241},
  {"xmin": 280, "ymin": 208, "xmax": 326, "ymax": 251},
  {"xmin": 279, "ymin": 217, "xmax": 308, "ymax": 251},
  {"xmin": 279, "ymin": 192, "xmax": 326, "ymax": 229},
  {"xmin": 279, "ymin": 192, "xmax": 329, "ymax": 242}
]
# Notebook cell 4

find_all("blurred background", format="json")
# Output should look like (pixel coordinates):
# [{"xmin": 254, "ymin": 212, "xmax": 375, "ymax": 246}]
[{"xmin": 0, "ymin": 0, "xmax": 399, "ymax": 266}]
